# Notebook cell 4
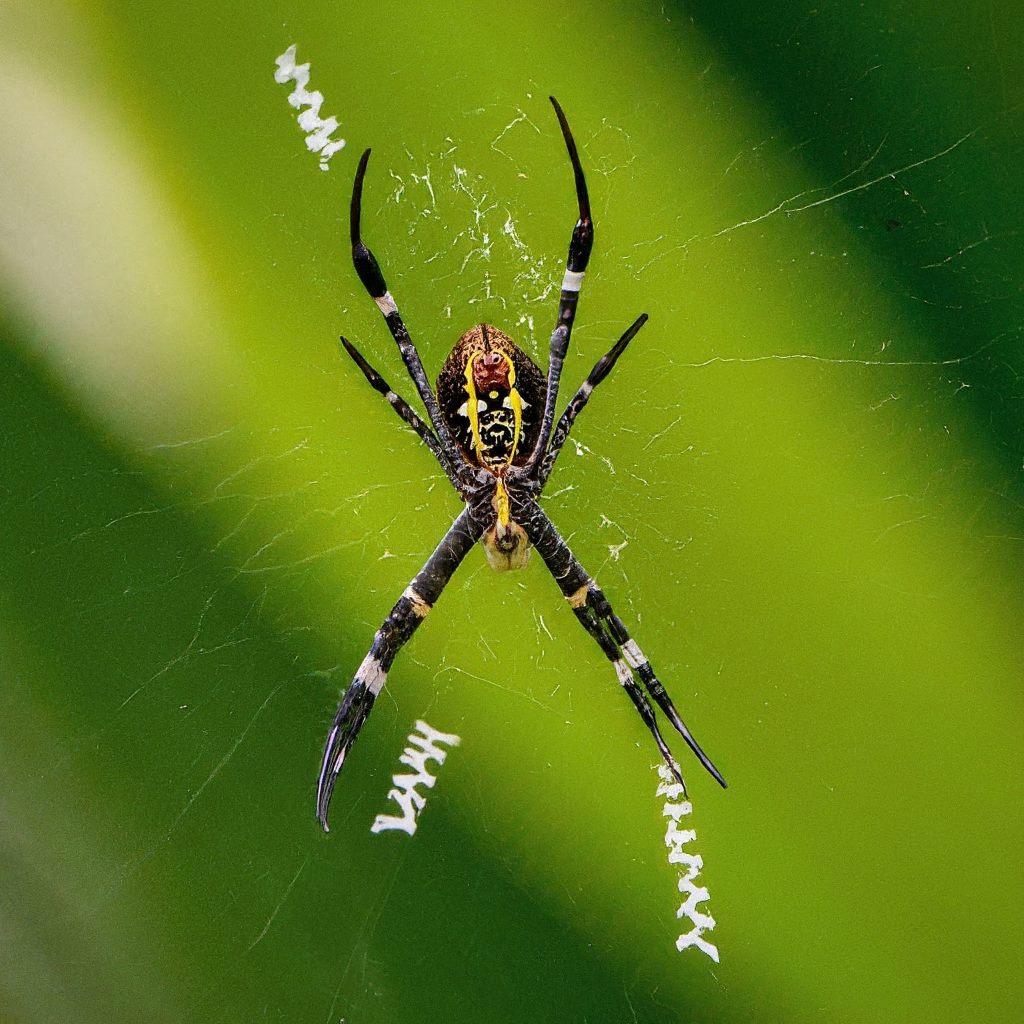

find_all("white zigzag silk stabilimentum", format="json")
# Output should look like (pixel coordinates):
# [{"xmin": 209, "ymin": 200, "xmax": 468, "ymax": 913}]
[
  {"xmin": 656, "ymin": 764, "xmax": 719, "ymax": 962},
  {"xmin": 371, "ymin": 720, "xmax": 461, "ymax": 836}
]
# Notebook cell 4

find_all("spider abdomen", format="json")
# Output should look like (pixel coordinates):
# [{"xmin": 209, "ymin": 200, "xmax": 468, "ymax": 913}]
[
  {"xmin": 476, "ymin": 401, "xmax": 518, "ymax": 466},
  {"xmin": 436, "ymin": 324, "xmax": 547, "ymax": 468}
]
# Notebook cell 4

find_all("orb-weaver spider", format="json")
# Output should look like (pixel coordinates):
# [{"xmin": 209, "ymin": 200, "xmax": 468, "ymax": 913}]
[{"xmin": 316, "ymin": 97, "xmax": 727, "ymax": 831}]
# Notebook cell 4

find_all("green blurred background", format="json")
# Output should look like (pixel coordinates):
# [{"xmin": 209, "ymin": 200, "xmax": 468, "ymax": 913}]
[{"xmin": 2, "ymin": 1, "xmax": 1022, "ymax": 1021}]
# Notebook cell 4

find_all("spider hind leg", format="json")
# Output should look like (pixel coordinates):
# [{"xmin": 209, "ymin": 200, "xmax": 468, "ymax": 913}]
[
  {"xmin": 523, "ymin": 504, "xmax": 727, "ymax": 789},
  {"xmin": 316, "ymin": 667, "xmax": 381, "ymax": 830},
  {"xmin": 316, "ymin": 626, "xmax": 411, "ymax": 831},
  {"xmin": 315, "ymin": 509, "xmax": 481, "ymax": 831},
  {"xmin": 594, "ymin": 592, "xmax": 727, "ymax": 789}
]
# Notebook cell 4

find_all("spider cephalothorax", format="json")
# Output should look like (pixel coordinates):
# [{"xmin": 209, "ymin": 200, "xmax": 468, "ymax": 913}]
[{"xmin": 316, "ymin": 97, "xmax": 727, "ymax": 831}]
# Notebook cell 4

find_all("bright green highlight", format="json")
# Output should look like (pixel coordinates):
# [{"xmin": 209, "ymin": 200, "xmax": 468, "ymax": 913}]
[{"xmin": 2, "ymin": 1, "xmax": 1022, "ymax": 1022}]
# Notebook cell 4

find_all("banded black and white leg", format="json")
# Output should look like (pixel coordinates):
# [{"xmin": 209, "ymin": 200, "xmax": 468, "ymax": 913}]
[
  {"xmin": 349, "ymin": 149, "xmax": 460, "ymax": 455},
  {"xmin": 540, "ymin": 312, "xmax": 648, "ymax": 486},
  {"xmin": 316, "ymin": 507, "xmax": 483, "ymax": 830},
  {"xmin": 524, "ymin": 96, "xmax": 595, "ymax": 472},
  {"xmin": 339, "ymin": 335, "xmax": 471, "ymax": 496},
  {"xmin": 520, "ymin": 501, "xmax": 727, "ymax": 790}
]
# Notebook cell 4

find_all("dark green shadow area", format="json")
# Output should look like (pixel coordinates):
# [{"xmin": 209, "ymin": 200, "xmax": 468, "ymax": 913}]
[
  {"xmin": 0, "ymin": 319, "xmax": 708, "ymax": 1024},
  {"xmin": 671, "ymin": 0, "xmax": 1024, "ymax": 493}
]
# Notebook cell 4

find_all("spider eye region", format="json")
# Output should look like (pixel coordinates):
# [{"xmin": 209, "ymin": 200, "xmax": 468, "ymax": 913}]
[{"xmin": 472, "ymin": 351, "xmax": 512, "ymax": 394}]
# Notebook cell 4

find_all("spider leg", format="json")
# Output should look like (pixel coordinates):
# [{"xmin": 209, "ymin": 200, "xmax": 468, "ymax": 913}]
[
  {"xmin": 519, "ymin": 501, "xmax": 727, "ymax": 790},
  {"xmin": 348, "ymin": 149, "xmax": 458, "ymax": 453},
  {"xmin": 540, "ymin": 313, "xmax": 648, "ymax": 487},
  {"xmin": 524, "ymin": 96, "xmax": 595, "ymax": 474},
  {"xmin": 316, "ymin": 507, "xmax": 482, "ymax": 831},
  {"xmin": 339, "ymin": 335, "xmax": 465, "ymax": 490}
]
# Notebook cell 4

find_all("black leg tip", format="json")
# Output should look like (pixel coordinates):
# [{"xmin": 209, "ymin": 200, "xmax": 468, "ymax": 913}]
[
  {"xmin": 339, "ymin": 335, "xmax": 362, "ymax": 367},
  {"xmin": 351, "ymin": 149, "xmax": 374, "ymax": 246}
]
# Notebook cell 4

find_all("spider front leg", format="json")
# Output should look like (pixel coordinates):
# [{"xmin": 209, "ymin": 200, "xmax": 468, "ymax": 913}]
[
  {"xmin": 540, "ymin": 313, "xmax": 648, "ymax": 487},
  {"xmin": 519, "ymin": 501, "xmax": 727, "ymax": 790},
  {"xmin": 348, "ymin": 149, "xmax": 459, "ymax": 455},
  {"xmin": 316, "ymin": 508, "xmax": 482, "ymax": 830},
  {"xmin": 339, "ymin": 335, "xmax": 471, "ymax": 497},
  {"xmin": 524, "ymin": 96, "xmax": 595, "ymax": 473}
]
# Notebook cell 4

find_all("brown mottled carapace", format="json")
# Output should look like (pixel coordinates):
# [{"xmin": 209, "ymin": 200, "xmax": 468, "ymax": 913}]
[{"xmin": 436, "ymin": 324, "xmax": 547, "ymax": 468}]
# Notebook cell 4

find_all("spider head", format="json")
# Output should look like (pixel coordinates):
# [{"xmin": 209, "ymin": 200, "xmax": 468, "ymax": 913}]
[{"xmin": 471, "ymin": 350, "xmax": 512, "ymax": 391}]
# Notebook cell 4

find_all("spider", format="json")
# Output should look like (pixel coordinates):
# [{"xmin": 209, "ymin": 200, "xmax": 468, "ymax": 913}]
[{"xmin": 316, "ymin": 96, "xmax": 727, "ymax": 831}]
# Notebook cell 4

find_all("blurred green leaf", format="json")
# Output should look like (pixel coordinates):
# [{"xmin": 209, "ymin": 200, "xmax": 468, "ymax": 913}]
[{"xmin": 2, "ymin": 1, "xmax": 1022, "ymax": 1022}]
